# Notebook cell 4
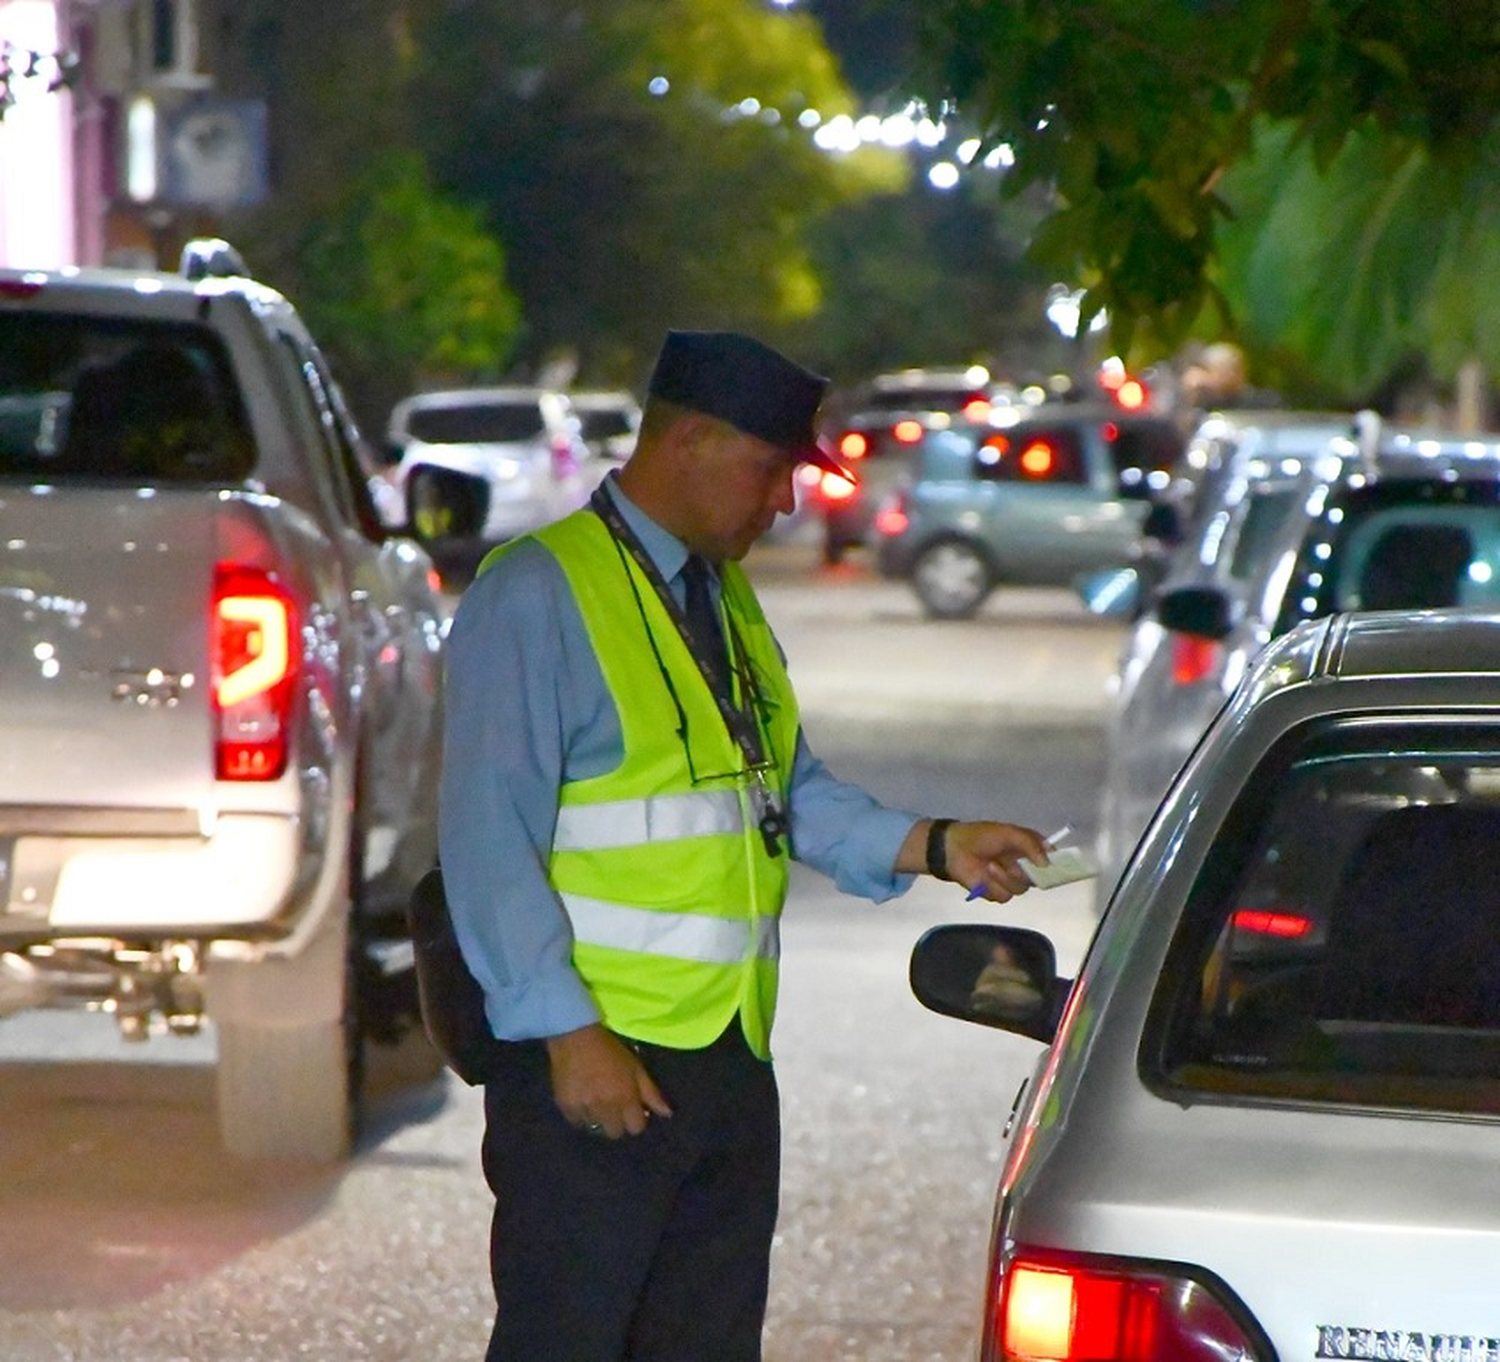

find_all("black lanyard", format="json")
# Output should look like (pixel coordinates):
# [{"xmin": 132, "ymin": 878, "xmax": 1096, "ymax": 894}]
[{"xmin": 589, "ymin": 485, "xmax": 788, "ymax": 856}]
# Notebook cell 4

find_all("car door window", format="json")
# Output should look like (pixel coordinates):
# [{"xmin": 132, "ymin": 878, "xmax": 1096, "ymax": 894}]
[
  {"xmin": 1153, "ymin": 719, "xmax": 1500, "ymax": 1116},
  {"xmin": 974, "ymin": 425, "xmax": 1087, "ymax": 485},
  {"xmin": 1109, "ymin": 420, "xmax": 1183, "ymax": 498}
]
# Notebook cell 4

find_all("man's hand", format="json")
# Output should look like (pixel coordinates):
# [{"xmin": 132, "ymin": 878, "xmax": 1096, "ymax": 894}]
[
  {"xmin": 545, "ymin": 1023, "xmax": 674, "ymax": 1139},
  {"xmin": 899, "ymin": 818, "xmax": 1051, "ymax": 903}
]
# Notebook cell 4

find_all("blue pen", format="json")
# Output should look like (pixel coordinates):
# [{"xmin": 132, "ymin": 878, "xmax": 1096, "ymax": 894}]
[{"xmin": 966, "ymin": 824, "xmax": 1074, "ymax": 900}]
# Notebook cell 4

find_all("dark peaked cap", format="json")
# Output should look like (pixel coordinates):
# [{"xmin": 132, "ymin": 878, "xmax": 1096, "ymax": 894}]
[{"xmin": 647, "ymin": 330, "xmax": 855, "ymax": 483}]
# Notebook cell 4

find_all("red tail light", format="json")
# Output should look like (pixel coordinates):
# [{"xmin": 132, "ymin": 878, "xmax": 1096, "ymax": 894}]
[
  {"xmin": 874, "ymin": 495, "xmax": 910, "ymax": 537},
  {"xmin": 820, "ymin": 470, "xmax": 857, "ymax": 501},
  {"xmin": 1169, "ymin": 633, "xmax": 1221, "ymax": 686},
  {"xmin": 1020, "ymin": 440, "xmax": 1056, "ymax": 477},
  {"xmin": 1231, "ymin": 909, "xmax": 1313, "ymax": 938},
  {"xmin": 994, "ymin": 1249, "xmax": 1264, "ymax": 1362},
  {"xmin": 893, "ymin": 419, "xmax": 925, "ymax": 444},
  {"xmin": 962, "ymin": 397, "xmax": 992, "ymax": 421},
  {"xmin": 212, "ymin": 564, "xmax": 297, "ymax": 781},
  {"xmin": 1115, "ymin": 379, "xmax": 1148, "ymax": 410},
  {"xmin": 839, "ymin": 431, "xmax": 871, "ymax": 461}
]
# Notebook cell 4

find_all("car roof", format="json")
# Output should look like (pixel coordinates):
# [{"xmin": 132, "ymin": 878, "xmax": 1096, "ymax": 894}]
[
  {"xmin": 0, "ymin": 261, "xmax": 296, "ymax": 322},
  {"xmin": 1325, "ymin": 607, "xmax": 1500, "ymax": 681},
  {"xmin": 393, "ymin": 386, "xmax": 562, "ymax": 410}
]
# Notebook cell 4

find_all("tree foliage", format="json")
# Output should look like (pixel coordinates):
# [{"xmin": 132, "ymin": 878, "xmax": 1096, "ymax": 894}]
[
  {"xmin": 914, "ymin": 0, "xmax": 1500, "ymax": 380},
  {"xmin": 408, "ymin": 0, "xmax": 903, "ymax": 385}
]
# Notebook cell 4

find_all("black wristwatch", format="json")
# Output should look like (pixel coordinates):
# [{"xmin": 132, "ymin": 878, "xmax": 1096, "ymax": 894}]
[{"xmin": 925, "ymin": 818, "xmax": 956, "ymax": 880}]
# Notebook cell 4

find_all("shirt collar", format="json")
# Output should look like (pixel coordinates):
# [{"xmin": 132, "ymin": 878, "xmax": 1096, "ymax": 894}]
[{"xmin": 599, "ymin": 470, "xmax": 696, "ymax": 583}]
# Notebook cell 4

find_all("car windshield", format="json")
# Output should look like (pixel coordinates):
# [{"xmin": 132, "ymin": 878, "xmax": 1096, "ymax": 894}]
[
  {"xmin": 1274, "ymin": 479, "xmax": 1500, "ymax": 631},
  {"xmin": 577, "ymin": 409, "xmax": 633, "ymax": 441},
  {"xmin": 406, "ymin": 402, "xmax": 545, "ymax": 445},
  {"xmin": 1155, "ymin": 719, "xmax": 1500, "ymax": 1116},
  {"xmin": 0, "ymin": 313, "xmax": 254, "ymax": 482}
]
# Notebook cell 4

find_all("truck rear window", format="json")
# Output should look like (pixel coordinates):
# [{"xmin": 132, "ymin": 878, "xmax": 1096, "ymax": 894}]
[
  {"xmin": 0, "ymin": 314, "xmax": 254, "ymax": 482},
  {"xmin": 1155, "ymin": 720, "xmax": 1500, "ymax": 1117}
]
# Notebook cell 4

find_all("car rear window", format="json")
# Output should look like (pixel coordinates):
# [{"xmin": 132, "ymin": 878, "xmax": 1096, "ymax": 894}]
[
  {"xmin": 0, "ymin": 313, "xmax": 254, "ymax": 482},
  {"xmin": 975, "ymin": 423, "xmax": 1088, "ymax": 484},
  {"xmin": 1275, "ymin": 480, "xmax": 1500, "ymax": 632},
  {"xmin": 1153, "ymin": 719, "xmax": 1500, "ymax": 1116},
  {"xmin": 1108, "ymin": 418, "xmax": 1184, "ymax": 495},
  {"xmin": 406, "ymin": 402, "xmax": 545, "ymax": 445}
]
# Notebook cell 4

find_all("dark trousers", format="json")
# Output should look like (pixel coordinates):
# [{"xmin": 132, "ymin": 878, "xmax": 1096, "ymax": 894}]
[{"xmin": 481, "ymin": 1022, "xmax": 781, "ymax": 1362}]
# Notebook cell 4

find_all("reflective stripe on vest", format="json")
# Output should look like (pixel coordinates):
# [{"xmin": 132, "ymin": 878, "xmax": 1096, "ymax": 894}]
[
  {"xmin": 553, "ymin": 788, "xmax": 745, "ymax": 851},
  {"xmin": 562, "ymin": 892, "xmax": 781, "ymax": 964}
]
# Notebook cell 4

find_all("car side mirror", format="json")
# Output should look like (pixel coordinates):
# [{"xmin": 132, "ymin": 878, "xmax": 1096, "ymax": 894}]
[
  {"xmin": 909, "ymin": 924, "xmax": 1068, "ymax": 1043},
  {"xmin": 406, "ymin": 464, "xmax": 489, "ymax": 544},
  {"xmin": 1155, "ymin": 584, "xmax": 1240, "ymax": 640}
]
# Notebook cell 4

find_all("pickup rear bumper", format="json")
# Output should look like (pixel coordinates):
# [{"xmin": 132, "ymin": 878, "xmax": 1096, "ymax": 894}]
[{"xmin": 3, "ymin": 810, "xmax": 313, "ymax": 939}]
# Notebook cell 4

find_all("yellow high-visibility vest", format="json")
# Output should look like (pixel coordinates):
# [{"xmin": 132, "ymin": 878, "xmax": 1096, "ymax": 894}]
[{"xmin": 486, "ymin": 510, "xmax": 800, "ymax": 1057}]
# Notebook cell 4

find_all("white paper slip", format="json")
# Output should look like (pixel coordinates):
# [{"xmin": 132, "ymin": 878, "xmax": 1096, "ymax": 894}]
[{"xmin": 1019, "ymin": 844, "xmax": 1098, "ymax": 889}]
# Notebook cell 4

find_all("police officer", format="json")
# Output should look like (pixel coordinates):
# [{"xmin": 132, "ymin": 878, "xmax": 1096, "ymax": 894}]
[{"xmin": 439, "ymin": 330, "xmax": 1050, "ymax": 1361}]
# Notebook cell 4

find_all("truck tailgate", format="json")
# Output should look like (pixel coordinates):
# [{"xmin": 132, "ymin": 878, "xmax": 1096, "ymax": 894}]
[{"xmin": 0, "ymin": 484, "xmax": 226, "ymax": 810}]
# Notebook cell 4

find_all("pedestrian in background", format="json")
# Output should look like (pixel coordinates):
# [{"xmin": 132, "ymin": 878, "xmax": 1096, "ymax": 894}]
[{"xmin": 438, "ymin": 329, "xmax": 1051, "ymax": 1361}]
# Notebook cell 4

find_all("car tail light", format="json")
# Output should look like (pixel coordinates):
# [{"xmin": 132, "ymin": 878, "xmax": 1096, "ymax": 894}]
[
  {"xmin": 212, "ymin": 564, "xmax": 298, "ymax": 781},
  {"xmin": 1231, "ymin": 908, "xmax": 1313, "ymax": 938},
  {"xmin": 893, "ymin": 419, "xmax": 925, "ymax": 444},
  {"xmin": 1019, "ymin": 440, "xmax": 1056, "ymax": 477},
  {"xmin": 820, "ymin": 470, "xmax": 857, "ymax": 501},
  {"xmin": 839, "ymin": 431, "xmax": 871, "ymax": 461},
  {"xmin": 1169, "ymin": 633, "xmax": 1221, "ymax": 686},
  {"xmin": 963, "ymin": 397, "xmax": 992, "ymax": 421},
  {"xmin": 993, "ymin": 1248, "xmax": 1265, "ymax": 1362},
  {"xmin": 873, "ymin": 493, "xmax": 910, "ymax": 538}
]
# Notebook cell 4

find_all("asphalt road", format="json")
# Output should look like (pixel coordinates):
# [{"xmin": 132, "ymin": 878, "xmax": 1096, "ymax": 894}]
[{"xmin": 0, "ymin": 543, "xmax": 1124, "ymax": 1362}]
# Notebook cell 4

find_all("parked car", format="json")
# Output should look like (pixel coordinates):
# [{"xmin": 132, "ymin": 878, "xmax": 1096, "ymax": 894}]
[
  {"xmin": 569, "ymin": 388, "xmax": 641, "ymax": 463},
  {"xmin": 873, "ymin": 404, "xmax": 1185, "ymax": 617},
  {"xmin": 385, "ymin": 385, "xmax": 595, "ymax": 586},
  {"xmin": 0, "ymin": 242, "xmax": 447, "ymax": 1161},
  {"xmin": 1090, "ymin": 414, "xmax": 1500, "ymax": 899},
  {"xmin": 910, "ymin": 607, "xmax": 1500, "ymax": 1360},
  {"xmin": 806, "ymin": 409, "xmax": 926, "ymax": 564}
]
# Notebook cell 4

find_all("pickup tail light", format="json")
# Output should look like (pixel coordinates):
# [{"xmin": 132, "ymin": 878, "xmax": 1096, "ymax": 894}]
[
  {"xmin": 212, "ymin": 564, "xmax": 298, "ymax": 781},
  {"xmin": 994, "ymin": 1249, "xmax": 1264, "ymax": 1362}
]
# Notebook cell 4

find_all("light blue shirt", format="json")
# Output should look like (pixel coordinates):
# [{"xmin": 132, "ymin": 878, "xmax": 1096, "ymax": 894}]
[{"xmin": 438, "ymin": 476, "xmax": 921, "ymax": 1042}]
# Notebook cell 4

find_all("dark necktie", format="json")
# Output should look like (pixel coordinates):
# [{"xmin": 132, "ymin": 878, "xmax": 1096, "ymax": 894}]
[{"xmin": 681, "ymin": 553, "xmax": 729, "ymax": 692}]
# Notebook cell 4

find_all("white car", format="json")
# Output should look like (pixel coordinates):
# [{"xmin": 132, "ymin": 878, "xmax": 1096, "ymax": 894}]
[
  {"xmin": 911, "ymin": 606, "xmax": 1500, "ymax": 1358},
  {"xmin": 386, "ymin": 385, "xmax": 595, "ymax": 584}
]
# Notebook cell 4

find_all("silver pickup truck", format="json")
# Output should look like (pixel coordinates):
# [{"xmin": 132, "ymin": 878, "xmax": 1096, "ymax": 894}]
[{"xmin": 0, "ymin": 243, "xmax": 446, "ymax": 1161}]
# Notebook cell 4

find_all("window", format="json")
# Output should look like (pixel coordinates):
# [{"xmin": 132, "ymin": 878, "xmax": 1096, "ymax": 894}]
[
  {"xmin": 0, "ymin": 314, "xmax": 253, "ymax": 482},
  {"xmin": 406, "ymin": 402, "xmax": 545, "ymax": 445},
  {"xmin": 1154, "ymin": 720, "xmax": 1500, "ymax": 1116},
  {"xmin": 1275, "ymin": 481, "xmax": 1500, "ymax": 632},
  {"xmin": 975, "ymin": 424, "xmax": 1086, "ymax": 485},
  {"xmin": 1108, "ymin": 419, "xmax": 1185, "ymax": 498}
]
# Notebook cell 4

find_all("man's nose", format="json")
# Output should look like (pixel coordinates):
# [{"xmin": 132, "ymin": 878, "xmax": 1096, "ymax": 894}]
[{"xmin": 772, "ymin": 467, "xmax": 798, "ymax": 516}]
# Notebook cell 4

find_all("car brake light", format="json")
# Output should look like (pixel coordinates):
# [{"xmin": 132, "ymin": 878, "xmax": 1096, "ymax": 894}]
[
  {"xmin": 893, "ymin": 419, "xmax": 925, "ymax": 443},
  {"xmin": 1020, "ymin": 440, "xmax": 1055, "ymax": 476},
  {"xmin": 839, "ymin": 431, "xmax": 871, "ymax": 460},
  {"xmin": 820, "ymin": 470, "xmax": 857, "ymax": 501},
  {"xmin": 1169, "ymin": 633, "xmax": 1221, "ymax": 686},
  {"xmin": 1115, "ymin": 379, "xmax": 1148, "ymax": 410},
  {"xmin": 962, "ymin": 397, "xmax": 992, "ymax": 421},
  {"xmin": 212, "ymin": 564, "xmax": 297, "ymax": 781},
  {"xmin": 1231, "ymin": 909, "xmax": 1313, "ymax": 938},
  {"xmin": 996, "ymin": 1249, "xmax": 1264, "ymax": 1362},
  {"xmin": 874, "ymin": 491, "xmax": 910, "ymax": 537}
]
